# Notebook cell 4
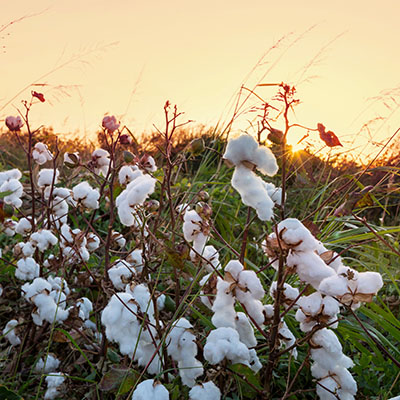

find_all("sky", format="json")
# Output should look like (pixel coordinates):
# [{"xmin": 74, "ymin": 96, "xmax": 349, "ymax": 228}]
[{"xmin": 2, "ymin": 0, "xmax": 400, "ymax": 162}]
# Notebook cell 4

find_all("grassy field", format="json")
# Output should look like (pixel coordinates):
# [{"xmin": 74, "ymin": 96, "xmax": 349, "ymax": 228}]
[{"xmin": 0, "ymin": 93, "xmax": 399, "ymax": 400}]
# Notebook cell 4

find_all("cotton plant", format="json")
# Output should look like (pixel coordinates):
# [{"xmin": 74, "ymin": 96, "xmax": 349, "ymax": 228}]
[
  {"xmin": 263, "ymin": 218, "xmax": 384, "ymax": 398},
  {"xmin": 71, "ymin": 181, "xmax": 100, "ymax": 210},
  {"xmin": 223, "ymin": 134, "xmax": 280, "ymax": 221}
]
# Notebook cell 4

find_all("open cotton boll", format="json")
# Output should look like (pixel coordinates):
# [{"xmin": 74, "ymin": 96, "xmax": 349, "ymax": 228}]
[
  {"xmin": 108, "ymin": 260, "xmax": 135, "ymax": 290},
  {"xmin": 189, "ymin": 381, "xmax": 221, "ymax": 400},
  {"xmin": 31, "ymin": 292, "xmax": 69, "ymax": 326},
  {"xmin": 235, "ymin": 312, "xmax": 257, "ymax": 348},
  {"xmin": 32, "ymin": 142, "xmax": 53, "ymax": 165},
  {"xmin": 126, "ymin": 249, "xmax": 144, "ymax": 274},
  {"xmin": 72, "ymin": 182, "xmax": 100, "ymax": 209},
  {"xmin": 195, "ymin": 245, "xmax": 221, "ymax": 272},
  {"xmin": 0, "ymin": 168, "xmax": 22, "ymax": 186},
  {"xmin": 0, "ymin": 178, "xmax": 23, "ymax": 207},
  {"xmin": 111, "ymin": 231, "xmax": 126, "ymax": 248},
  {"xmin": 86, "ymin": 233, "xmax": 100, "ymax": 251},
  {"xmin": 211, "ymin": 278, "xmax": 236, "ymax": 328},
  {"xmin": 183, "ymin": 209, "xmax": 205, "ymax": 242},
  {"xmin": 22, "ymin": 278, "xmax": 52, "ymax": 300},
  {"xmin": 296, "ymin": 292, "xmax": 339, "ymax": 332},
  {"xmin": 319, "ymin": 267, "xmax": 383, "ymax": 309},
  {"xmin": 77, "ymin": 297, "xmax": 93, "ymax": 320},
  {"xmin": 35, "ymin": 354, "xmax": 60, "ymax": 373},
  {"xmin": 119, "ymin": 165, "xmax": 142, "ymax": 186},
  {"xmin": 14, "ymin": 241, "xmax": 36, "ymax": 257},
  {"xmin": 315, "ymin": 376, "xmax": 340, "ymax": 400},
  {"xmin": 204, "ymin": 327, "xmax": 251, "ymax": 366},
  {"xmin": 310, "ymin": 329, "xmax": 353, "ymax": 371},
  {"xmin": 30, "ymin": 230, "xmax": 58, "ymax": 252},
  {"xmin": 131, "ymin": 379, "xmax": 169, "ymax": 400},
  {"xmin": 262, "ymin": 182, "xmax": 283, "ymax": 205},
  {"xmin": 91, "ymin": 149, "xmax": 110, "ymax": 176},
  {"xmin": 102, "ymin": 115, "xmax": 120, "ymax": 132},
  {"xmin": 3, "ymin": 218, "xmax": 17, "ymax": 236},
  {"xmin": 44, "ymin": 372, "xmax": 65, "ymax": 400},
  {"xmin": 277, "ymin": 218, "xmax": 320, "ymax": 252},
  {"xmin": 15, "ymin": 257, "xmax": 40, "ymax": 281},
  {"xmin": 287, "ymin": 251, "xmax": 336, "ymax": 289},
  {"xmin": 224, "ymin": 259, "xmax": 243, "ymax": 280},
  {"xmin": 167, "ymin": 318, "xmax": 203, "ymax": 387},
  {"xmin": 38, "ymin": 169, "xmax": 59, "ymax": 189},
  {"xmin": 3, "ymin": 319, "xmax": 21, "ymax": 346},
  {"xmin": 223, "ymin": 135, "xmax": 278, "ymax": 176},
  {"xmin": 15, "ymin": 217, "xmax": 34, "ymax": 235},
  {"xmin": 116, "ymin": 174, "xmax": 156, "ymax": 226},
  {"xmin": 231, "ymin": 165, "xmax": 275, "ymax": 221}
]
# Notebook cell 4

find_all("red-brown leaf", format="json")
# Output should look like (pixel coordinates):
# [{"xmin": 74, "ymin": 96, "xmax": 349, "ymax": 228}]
[{"xmin": 317, "ymin": 123, "xmax": 342, "ymax": 147}]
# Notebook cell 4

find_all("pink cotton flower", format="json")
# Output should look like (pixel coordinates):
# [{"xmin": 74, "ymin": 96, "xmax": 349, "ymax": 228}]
[
  {"xmin": 102, "ymin": 115, "xmax": 120, "ymax": 132},
  {"xmin": 5, "ymin": 116, "xmax": 23, "ymax": 132}
]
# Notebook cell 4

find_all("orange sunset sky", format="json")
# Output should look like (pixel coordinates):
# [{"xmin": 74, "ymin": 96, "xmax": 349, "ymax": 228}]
[{"xmin": 2, "ymin": 0, "xmax": 400, "ymax": 162}]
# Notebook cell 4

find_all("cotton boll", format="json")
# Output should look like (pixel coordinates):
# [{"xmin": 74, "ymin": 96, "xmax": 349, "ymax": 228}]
[
  {"xmin": 108, "ymin": 260, "xmax": 134, "ymax": 290},
  {"xmin": 223, "ymin": 135, "xmax": 278, "ymax": 176},
  {"xmin": 0, "ymin": 168, "xmax": 22, "ymax": 186},
  {"xmin": 15, "ymin": 257, "xmax": 40, "ymax": 280},
  {"xmin": 72, "ymin": 182, "xmax": 100, "ymax": 209},
  {"xmin": 102, "ymin": 115, "xmax": 120, "ymax": 132},
  {"xmin": 22, "ymin": 278, "xmax": 52, "ymax": 300},
  {"xmin": 32, "ymin": 142, "xmax": 53, "ymax": 165},
  {"xmin": 198, "ymin": 245, "xmax": 221, "ymax": 272},
  {"xmin": 315, "ymin": 376, "xmax": 339, "ymax": 400},
  {"xmin": 224, "ymin": 259, "xmax": 243, "ymax": 281},
  {"xmin": 112, "ymin": 231, "xmax": 126, "ymax": 248},
  {"xmin": 252, "ymin": 145, "xmax": 279, "ymax": 176},
  {"xmin": 231, "ymin": 165, "xmax": 275, "ymax": 221},
  {"xmin": 38, "ymin": 169, "xmax": 59, "ymax": 189},
  {"xmin": 3, "ymin": 319, "xmax": 21, "ymax": 346},
  {"xmin": 119, "ymin": 165, "xmax": 141, "ymax": 186},
  {"xmin": 183, "ymin": 210, "xmax": 204, "ymax": 242},
  {"xmin": 0, "ymin": 179, "xmax": 23, "ymax": 207},
  {"xmin": 270, "ymin": 281, "xmax": 299, "ymax": 308},
  {"xmin": 14, "ymin": 241, "xmax": 36, "ymax": 257},
  {"xmin": 15, "ymin": 217, "xmax": 34, "ymax": 235},
  {"xmin": 91, "ymin": 149, "xmax": 110, "ymax": 176},
  {"xmin": 235, "ymin": 312, "xmax": 257, "ymax": 348},
  {"xmin": 277, "ymin": 218, "xmax": 320, "ymax": 252},
  {"xmin": 287, "ymin": 251, "xmax": 336, "ymax": 289},
  {"xmin": 44, "ymin": 372, "xmax": 65, "ymax": 400},
  {"xmin": 356, "ymin": 271, "xmax": 383, "ymax": 294},
  {"xmin": 30, "ymin": 230, "xmax": 58, "ymax": 252},
  {"xmin": 203, "ymin": 327, "xmax": 250, "ymax": 366},
  {"xmin": 86, "ymin": 233, "xmax": 100, "ymax": 251},
  {"xmin": 77, "ymin": 297, "xmax": 93, "ymax": 320},
  {"xmin": 189, "ymin": 381, "xmax": 221, "ymax": 400},
  {"xmin": 116, "ymin": 175, "xmax": 156, "ymax": 226},
  {"xmin": 237, "ymin": 270, "xmax": 265, "ymax": 299},
  {"xmin": 167, "ymin": 318, "xmax": 203, "ymax": 387},
  {"xmin": 211, "ymin": 278, "xmax": 236, "ymax": 328},
  {"xmin": 126, "ymin": 249, "xmax": 144, "ymax": 274},
  {"xmin": 3, "ymin": 218, "xmax": 17, "ymax": 236},
  {"xmin": 279, "ymin": 321, "xmax": 297, "ymax": 359},
  {"xmin": 35, "ymin": 354, "xmax": 60, "ymax": 373},
  {"xmin": 131, "ymin": 379, "xmax": 169, "ymax": 400},
  {"xmin": 223, "ymin": 135, "xmax": 259, "ymax": 167},
  {"xmin": 262, "ymin": 182, "xmax": 283, "ymax": 205}
]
